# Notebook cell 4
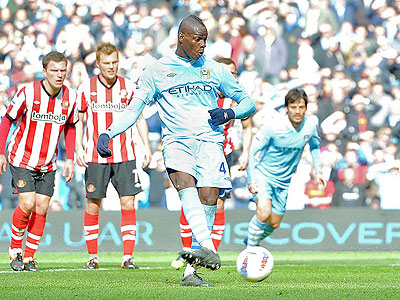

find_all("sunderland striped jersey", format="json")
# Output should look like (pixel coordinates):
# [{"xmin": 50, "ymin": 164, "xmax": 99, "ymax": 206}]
[
  {"xmin": 77, "ymin": 76, "xmax": 137, "ymax": 163},
  {"xmin": 6, "ymin": 81, "xmax": 78, "ymax": 172}
]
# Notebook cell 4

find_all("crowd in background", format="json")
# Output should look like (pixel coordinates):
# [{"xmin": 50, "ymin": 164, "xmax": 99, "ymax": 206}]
[{"xmin": 1, "ymin": 0, "xmax": 400, "ymax": 211}]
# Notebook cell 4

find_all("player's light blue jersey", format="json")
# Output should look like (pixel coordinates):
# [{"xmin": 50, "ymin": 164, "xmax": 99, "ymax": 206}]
[
  {"xmin": 132, "ymin": 54, "xmax": 252, "ymax": 145},
  {"xmin": 247, "ymin": 114, "xmax": 321, "ymax": 189}
]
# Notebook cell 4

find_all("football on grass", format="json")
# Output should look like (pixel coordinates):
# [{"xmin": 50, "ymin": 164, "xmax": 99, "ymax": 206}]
[{"xmin": 236, "ymin": 246, "xmax": 274, "ymax": 282}]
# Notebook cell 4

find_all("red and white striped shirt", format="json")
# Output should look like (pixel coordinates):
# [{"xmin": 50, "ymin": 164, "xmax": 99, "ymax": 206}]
[
  {"xmin": 7, "ymin": 81, "xmax": 78, "ymax": 172},
  {"xmin": 77, "ymin": 76, "xmax": 137, "ymax": 163},
  {"xmin": 218, "ymin": 96, "xmax": 234, "ymax": 156}
]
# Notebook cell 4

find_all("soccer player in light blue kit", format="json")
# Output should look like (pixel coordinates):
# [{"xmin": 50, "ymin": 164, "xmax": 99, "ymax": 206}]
[
  {"xmin": 96, "ymin": 15, "xmax": 255, "ymax": 286},
  {"xmin": 246, "ymin": 88, "xmax": 325, "ymax": 247}
]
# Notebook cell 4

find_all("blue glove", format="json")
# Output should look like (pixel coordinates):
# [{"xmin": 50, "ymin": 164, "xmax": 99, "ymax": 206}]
[
  {"xmin": 97, "ymin": 133, "xmax": 112, "ymax": 158},
  {"xmin": 208, "ymin": 108, "xmax": 235, "ymax": 126}
]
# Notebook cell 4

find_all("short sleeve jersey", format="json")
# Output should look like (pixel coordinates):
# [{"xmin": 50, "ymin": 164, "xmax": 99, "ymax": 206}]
[
  {"xmin": 6, "ymin": 81, "xmax": 78, "ymax": 172},
  {"xmin": 77, "ymin": 76, "xmax": 137, "ymax": 163}
]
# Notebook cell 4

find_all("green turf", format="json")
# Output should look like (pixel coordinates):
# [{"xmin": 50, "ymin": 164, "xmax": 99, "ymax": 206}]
[{"xmin": 0, "ymin": 251, "xmax": 399, "ymax": 300}]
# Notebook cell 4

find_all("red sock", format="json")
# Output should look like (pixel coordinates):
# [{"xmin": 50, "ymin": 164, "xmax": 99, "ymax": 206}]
[
  {"xmin": 180, "ymin": 207, "xmax": 192, "ymax": 249},
  {"xmin": 121, "ymin": 209, "xmax": 136, "ymax": 256},
  {"xmin": 24, "ymin": 212, "xmax": 46, "ymax": 259},
  {"xmin": 84, "ymin": 211, "xmax": 99, "ymax": 256},
  {"xmin": 211, "ymin": 210, "xmax": 226, "ymax": 251},
  {"xmin": 10, "ymin": 205, "xmax": 31, "ymax": 249}
]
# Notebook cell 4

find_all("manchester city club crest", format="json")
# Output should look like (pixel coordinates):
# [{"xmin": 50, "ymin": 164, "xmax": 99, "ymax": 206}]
[
  {"xmin": 200, "ymin": 68, "xmax": 210, "ymax": 79},
  {"xmin": 304, "ymin": 135, "xmax": 310, "ymax": 141}
]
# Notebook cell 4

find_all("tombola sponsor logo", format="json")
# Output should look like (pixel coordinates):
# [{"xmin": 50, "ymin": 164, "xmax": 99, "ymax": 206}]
[
  {"xmin": 91, "ymin": 102, "xmax": 127, "ymax": 112},
  {"xmin": 167, "ymin": 83, "xmax": 213, "ymax": 97},
  {"xmin": 32, "ymin": 111, "xmax": 67, "ymax": 124}
]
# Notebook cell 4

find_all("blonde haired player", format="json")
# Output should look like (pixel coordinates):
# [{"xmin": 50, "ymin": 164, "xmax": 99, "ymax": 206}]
[{"xmin": 75, "ymin": 43, "xmax": 151, "ymax": 270}]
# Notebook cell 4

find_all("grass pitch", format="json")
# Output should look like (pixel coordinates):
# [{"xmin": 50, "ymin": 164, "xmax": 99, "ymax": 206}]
[{"xmin": 0, "ymin": 251, "xmax": 399, "ymax": 300}]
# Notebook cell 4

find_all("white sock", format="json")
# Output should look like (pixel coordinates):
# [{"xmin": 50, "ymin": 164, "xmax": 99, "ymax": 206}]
[
  {"xmin": 200, "ymin": 239, "xmax": 216, "ymax": 253},
  {"xmin": 183, "ymin": 263, "xmax": 196, "ymax": 277}
]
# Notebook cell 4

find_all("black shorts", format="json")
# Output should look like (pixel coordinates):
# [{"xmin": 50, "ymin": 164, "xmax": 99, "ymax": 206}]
[
  {"xmin": 85, "ymin": 161, "xmax": 142, "ymax": 198},
  {"xmin": 10, "ymin": 165, "xmax": 56, "ymax": 197}
]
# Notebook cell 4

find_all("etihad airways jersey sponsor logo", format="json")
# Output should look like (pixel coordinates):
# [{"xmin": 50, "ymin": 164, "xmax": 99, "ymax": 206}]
[
  {"xmin": 167, "ymin": 83, "xmax": 213, "ymax": 97},
  {"xmin": 31, "ymin": 111, "xmax": 67, "ymax": 124},
  {"xmin": 91, "ymin": 102, "xmax": 127, "ymax": 112}
]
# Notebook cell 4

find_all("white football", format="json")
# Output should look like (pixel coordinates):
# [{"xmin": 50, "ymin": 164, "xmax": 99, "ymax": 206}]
[{"xmin": 236, "ymin": 246, "xmax": 274, "ymax": 282}]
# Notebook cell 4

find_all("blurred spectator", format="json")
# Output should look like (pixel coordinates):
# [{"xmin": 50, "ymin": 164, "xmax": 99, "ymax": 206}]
[
  {"xmin": 304, "ymin": 0, "xmax": 338, "ymax": 37},
  {"xmin": 147, "ymin": 149, "xmax": 166, "ymax": 208},
  {"xmin": 320, "ymin": 110, "xmax": 347, "ymax": 151},
  {"xmin": 280, "ymin": 5, "xmax": 303, "ymax": 68},
  {"xmin": 366, "ymin": 160, "xmax": 400, "ymax": 209},
  {"xmin": 32, "ymin": 4, "xmax": 57, "ymax": 42},
  {"xmin": 348, "ymin": 50, "xmax": 366, "ymax": 82},
  {"xmin": 13, "ymin": 8, "xmax": 30, "ymax": 31},
  {"xmin": 385, "ymin": 100, "xmax": 400, "ymax": 141},
  {"xmin": 331, "ymin": 0, "xmax": 358, "ymax": 28},
  {"xmin": 112, "ymin": 7, "xmax": 131, "ymax": 51},
  {"xmin": 343, "ymin": 93, "xmax": 380, "ymax": 142},
  {"xmin": 332, "ymin": 167, "xmax": 366, "ymax": 207},
  {"xmin": 296, "ymin": 42, "xmax": 320, "ymax": 85},
  {"xmin": 337, "ymin": 148, "xmax": 368, "ymax": 185},
  {"xmin": 253, "ymin": 12, "xmax": 288, "ymax": 84},
  {"xmin": 369, "ymin": 81, "xmax": 393, "ymax": 129},
  {"xmin": 374, "ymin": 126, "xmax": 393, "ymax": 151},
  {"xmin": 313, "ymin": 22, "xmax": 345, "ymax": 69},
  {"xmin": 305, "ymin": 167, "xmax": 335, "ymax": 209}
]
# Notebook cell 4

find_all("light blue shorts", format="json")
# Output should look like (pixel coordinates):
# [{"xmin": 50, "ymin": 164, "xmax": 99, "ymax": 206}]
[
  {"xmin": 162, "ymin": 138, "xmax": 232, "ymax": 189},
  {"xmin": 252, "ymin": 171, "xmax": 288, "ymax": 216}
]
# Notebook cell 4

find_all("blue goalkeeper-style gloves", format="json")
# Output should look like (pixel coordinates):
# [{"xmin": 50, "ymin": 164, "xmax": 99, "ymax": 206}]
[
  {"xmin": 208, "ymin": 108, "xmax": 235, "ymax": 126},
  {"xmin": 97, "ymin": 133, "xmax": 112, "ymax": 158}
]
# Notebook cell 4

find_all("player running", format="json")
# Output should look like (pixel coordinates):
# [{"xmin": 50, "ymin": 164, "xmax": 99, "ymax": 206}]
[
  {"xmin": 0, "ymin": 51, "xmax": 78, "ymax": 271},
  {"xmin": 245, "ymin": 88, "xmax": 325, "ymax": 247},
  {"xmin": 96, "ymin": 15, "xmax": 255, "ymax": 286},
  {"xmin": 75, "ymin": 43, "xmax": 151, "ymax": 270}
]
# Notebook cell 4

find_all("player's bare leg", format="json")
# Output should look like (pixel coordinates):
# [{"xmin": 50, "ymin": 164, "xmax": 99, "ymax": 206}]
[{"xmin": 246, "ymin": 198, "xmax": 282, "ymax": 247}]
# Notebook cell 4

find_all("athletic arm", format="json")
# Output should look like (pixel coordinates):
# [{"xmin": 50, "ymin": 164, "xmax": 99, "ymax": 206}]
[
  {"xmin": 309, "ymin": 127, "xmax": 325, "ymax": 187},
  {"xmin": 136, "ymin": 114, "xmax": 152, "ymax": 168},
  {"xmin": 238, "ymin": 117, "xmax": 253, "ymax": 171},
  {"xmin": 64, "ymin": 122, "xmax": 76, "ymax": 160},
  {"xmin": 0, "ymin": 115, "xmax": 14, "ymax": 174},
  {"xmin": 75, "ymin": 112, "xmax": 88, "ymax": 168}
]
